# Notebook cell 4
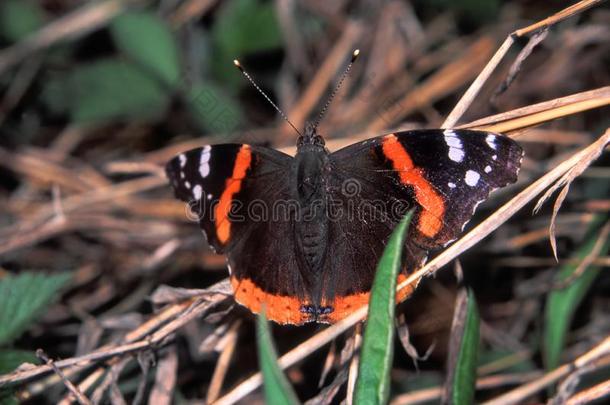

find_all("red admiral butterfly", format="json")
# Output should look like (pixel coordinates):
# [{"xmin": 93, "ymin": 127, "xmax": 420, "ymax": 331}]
[{"xmin": 166, "ymin": 52, "xmax": 523, "ymax": 325}]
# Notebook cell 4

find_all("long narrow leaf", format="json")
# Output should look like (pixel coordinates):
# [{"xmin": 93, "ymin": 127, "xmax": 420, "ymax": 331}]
[
  {"xmin": 354, "ymin": 210, "xmax": 415, "ymax": 404},
  {"xmin": 257, "ymin": 311, "xmax": 300, "ymax": 405},
  {"xmin": 544, "ymin": 215, "xmax": 610, "ymax": 369},
  {"xmin": 444, "ymin": 288, "xmax": 480, "ymax": 405}
]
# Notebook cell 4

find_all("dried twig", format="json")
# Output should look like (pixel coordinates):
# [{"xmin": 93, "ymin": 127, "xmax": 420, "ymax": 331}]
[
  {"xmin": 443, "ymin": 0, "xmax": 603, "ymax": 128},
  {"xmin": 513, "ymin": 0, "xmax": 605, "ymax": 38},
  {"xmin": 35, "ymin": 350, "xmax": 92, "ymax": 405},
  {"xmin": 0, "ymin": 280, "xmax": 232, "ymax": 390},
  {"xmin": 461, "ymin": 86, "xmax": 610, "ymax": 134},
  {"xmin": 533, "ymin": 129, "xmax": 610, "ymax": 259},
  {"xmin": 0, "ymin": 0, "xmax": 133, "ymax": 75},
  {"xmin": 206, "ymin": 320, "xmax": 241, "ymax": 403},
  {"xmin": 390, "ymin": 371, "xmax": 542, "ymax": 405},
  {"xmin": 482, "ymin": 337, "xmax": 610, "ymax": 405}
]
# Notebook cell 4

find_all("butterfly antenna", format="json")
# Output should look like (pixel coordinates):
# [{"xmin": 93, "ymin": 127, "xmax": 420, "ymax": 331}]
[
  {"xmin": 233, "ymin": 59, "xmax": 302, "ymax": 137},
  {"xmin": 312, "ymin": 49, "xmax": 360, "ymax": 131}
]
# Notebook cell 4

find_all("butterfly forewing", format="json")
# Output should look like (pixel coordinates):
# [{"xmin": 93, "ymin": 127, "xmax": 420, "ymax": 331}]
[
  {"xmin": 329, "ymin": 129, "xmax": 523, "ymax": 250},
  {"xmin": 166, "ymin": 144, "xmax": 316, "ymax": 324}
]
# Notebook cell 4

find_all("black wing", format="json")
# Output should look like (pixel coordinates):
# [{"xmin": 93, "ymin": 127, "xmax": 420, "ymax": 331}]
[
  {"xmin": 316, "ymin": 129, "xmax": 522, "ymax": 322},
  {"xmin": 329, "ymin": 129, "xmax": 523, "ymax": 250},
  {"xmin": 166, "ymin": 144, "xmax": 313, "ymax": 324}
]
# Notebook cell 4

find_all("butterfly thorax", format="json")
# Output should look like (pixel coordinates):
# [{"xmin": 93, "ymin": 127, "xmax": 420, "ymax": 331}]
[{"xmin": 293, "ymin": 130, "xmax": 331, "ymax": 303}]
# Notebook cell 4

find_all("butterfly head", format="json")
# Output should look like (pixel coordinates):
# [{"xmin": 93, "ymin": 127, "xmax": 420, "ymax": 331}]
[{"xmin": 298, "ymin": 122, "xmax": 326, "ymax": 148}]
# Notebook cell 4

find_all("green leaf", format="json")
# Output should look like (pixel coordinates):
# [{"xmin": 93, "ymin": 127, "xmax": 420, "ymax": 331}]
[
  {"xmin": 543, "ymin": 215, "xmax": 610, "ymax": 369},
  {"xmin": 447, "ymin": 289, "xmax": 480, "ymax": 405},
  {"xmin": 354, "ymin": 210, "xmax": 415, "ymax": 405},
  {"xmin": 0, "ymin": 0, "xmax": 45, "ymax": 42},
  {"xmin": 110, "ymin": 11, "xmax": 180, "ymax": 88},
  {"xmin": 0, "ymin": 391, "xmax": 18, "ymax": 405},
  {"xmin": 0, "ymin": 272, "xmax": 71, "ymax": 346},
  {"xmin": 186, "ymin": 83, "xmax": 244, "ymax": 134},
  {"xmin": 0, "ymin": 349, "xmax": 37, "ymax": 374},
  {"xmin": 211, "ymin": 0, "xmax": 282, "ymax": 85},
  {"xmin": 256, "ymin": 312, "xmax": 300, "ymax": 405},
  {"xmin": 41, "ymin": 59, "xmax": 169, "ymax": 123}
]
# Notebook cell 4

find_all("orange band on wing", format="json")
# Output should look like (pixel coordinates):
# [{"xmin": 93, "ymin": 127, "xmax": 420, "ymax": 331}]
[
  {"xmin": 231, "ymin": 276, "xmax": 307, "ymax": 325},
  {"xmin": 215, "ymin": 146, "xmax": 252, "ymax": 244},
  {"xmin": 381, "ymin": 134, "xmax": 445, "ymax": 238},
  {"xmin": 324, "ymin": 274, "xmax": 416, "ymax": 323}
]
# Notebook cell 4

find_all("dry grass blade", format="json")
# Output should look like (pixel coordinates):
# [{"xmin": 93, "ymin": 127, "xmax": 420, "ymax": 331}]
[
  {"xmin": 148, "ymin": 346, "xmax": 178, "ymax": 405},
  {"xmin": 550, "ymin": 361, "xmax": 596, "ymax": 405},
  {"xmin": 390, "ymin": 371, "xmax": 542, "ymax": 405},
  {"xmin": 345, "ymin": 324, "xmax": 362, "ymax": 405},
  {"xmin": 368, "ymin": 37, "xmax": 494, "ymax": 133},
  {"xmin": 492, "ymin": 29, "xmax": 549, "ymax": 100},
  {"xmin": 0, "ymin": 280, "xmax": 232, "ymax": 390},
  {"xmin": 565, "ymin": 378, "xmax": 610, "ymax": 404},
  {"xmin": 35, "ymin": 350, "xmax": 92, "ymax": 405},
  {"xmin": 513, "ymin": 0, "xmax": 605, "ymax": 38},
  {"xmin": 551, "ymin": 219, "xmax": 610, "ymax": 290},
  {"xmin": 482, "ymin": 337, "xmax": 610, "ymax": 405},
  {"xmin": 317, "ymin": 340, "xmax": 336, "ymax": 389},
  {"xmin": 0, "ymin": 0, "xmax": 130, "ymax": 75},
  {"xmin": 86, "ymin": 359, "xmax": 129, "ymax": 405},
  {"xmin": 460, "ymin": 87, "xmax": 610, "ymax": 134},
  {"xmin": 206, "ymin": 320, "xmax": 241, "ymax": 403},
  {"xmin": 441, "ymin": 36, "xmax": 514, "ymax": 128},
  {"xmin": 533, "ymin": 129, "xmax": 610, "ymax": 259},
  {"xmin": 443, "ymin": 0, "xmax": 600, "ymax": 128},
  {"xmin": 287, "ymin": 21, "xmax": 363, "ymax": 130}
]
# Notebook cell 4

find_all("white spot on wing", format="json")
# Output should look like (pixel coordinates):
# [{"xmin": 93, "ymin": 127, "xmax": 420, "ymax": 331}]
[
  {"xmin": 486, "ymin": 134, "xmax": 497, "ymax": 150},
  {"xmin": 179, "ymin": 154, "xmax": 187, "ymax": 167},
  {"xmin": 448, "ymin": 182, "xmax": 456, "ymax": 188},
  {"xmin": 484, "ymin": 165, "xmax": 492, "ymax": 173},
  {"xmin": 207, "ymin": 193, "xmax": 212, "ymax": 200},
  {"xmin": 492, "ymin": 155, "xmax": 497, "ymax": 161},
  {"xmin": 443, "ymin": 129, "xmax": 464, "ymax": 162},
  {"xmin": 185, "ymin": 181, "xmax": 191, "ymax": 189},
  {"xmin": 449, "ymin": 148, "xmax": 465, "ymax": 162},
  {"xmin": 465, "ymin": 170, "xmax": 480, "ymax": 187},
  {"xmin": 193, "ymin": 184, "xmax": 202, "ymax": 200},
  {"xmin": 199, "ymin": 146, "xmax": 212, "ymax": 178}
]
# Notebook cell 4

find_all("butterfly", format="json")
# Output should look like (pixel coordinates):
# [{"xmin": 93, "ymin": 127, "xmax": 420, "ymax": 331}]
[{"xmin": 166, "ymin": 51, "xmax": 523, "ymax": 324}]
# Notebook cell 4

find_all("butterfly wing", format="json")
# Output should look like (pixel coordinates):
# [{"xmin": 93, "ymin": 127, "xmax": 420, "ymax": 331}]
[
  {"xmin": 318, "ymin": 129, "xmax": 522, "ymax": 322},
  {"xmin": 166, "ymin": 144, "xmax": 313, "ymax": 324},
  {"xmin": 318, "ymin": 166, "xmax": 428, "ymax": 322},
  {"xmin": 330, "ymin": 129, "xmax": 523, "ymax": 249}
]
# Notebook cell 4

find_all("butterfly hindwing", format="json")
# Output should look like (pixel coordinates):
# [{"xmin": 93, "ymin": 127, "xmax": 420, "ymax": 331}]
[{"xmin": 319, "ymin": 169, "xmax": 428, "ymax": 322}]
